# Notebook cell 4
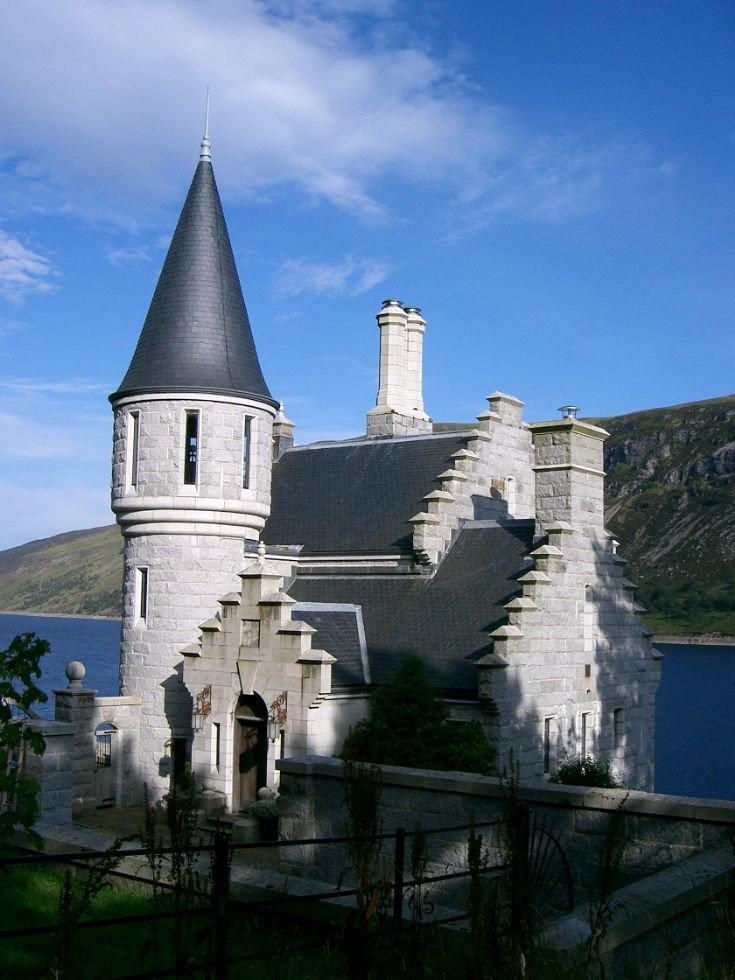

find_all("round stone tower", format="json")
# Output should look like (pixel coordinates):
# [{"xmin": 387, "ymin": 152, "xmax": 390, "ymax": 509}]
[{"xmin": 109, "ymin": 129, "xmax": 278, "ymax": 801}]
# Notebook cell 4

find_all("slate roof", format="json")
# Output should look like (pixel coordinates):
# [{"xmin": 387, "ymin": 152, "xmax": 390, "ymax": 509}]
[
  {"xmin": 292, "ymin": 604, "xmax": 369, "ymax": 687},
  {"xmin": 111, "ymin": 159, "xmax": 276, "ymax": 406},
  {"xmin": 263, "ymin": 433, "xmax": 471, "ymax": 554},
  {"xmin": 287, "ymin": 520, "xmax": 535, "ymax": 690}
]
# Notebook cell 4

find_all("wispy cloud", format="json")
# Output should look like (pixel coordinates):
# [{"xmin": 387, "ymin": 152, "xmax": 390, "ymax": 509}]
[
  {"xmin": 0, "ymin": 377, "xmax": 109, "ymax": 396},
  {"xmin": 0, "ymin": 230, "xmax": 57, "ymax": 302},
  {"xmin": 0, "ymin": 477, "xmax": 112, "ymax": 551},
  {"xmin": 0, "ymin": 1, "xmax": 663, "ymax": 229},
  {"xmin": 278, "ymin": 254, "xmax": 392, "ymax": 297},
  {"xmin": 106, "ymin": 244, "xmax": 153, "ymax": 267},
  {"xmin": 0, "ymin": 410, "xmax": 108, "ymax": 461},
  {"xmin": 0, "ymin": 317, "xmax": 26, "ymax": 340},
  {"xmin": 443, "ymin": 140, "xmax": 669, "ymax": 239}
]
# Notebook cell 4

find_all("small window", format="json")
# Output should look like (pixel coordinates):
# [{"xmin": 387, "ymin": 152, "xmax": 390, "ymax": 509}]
[
  {"xmin": 212, "ymin": 721, "xmax": 221, "ymax": 771},
  {"xmin": 128, "ymin": 411, "xmax": 140, "ymax": 488},
  {"xmin": 184, "ymin": 411, "xmax": 199, "ymax": 485},
  {"xmin": 613, "ymin": 707, "xmax": 625, "ymax": 751},
  {"xmin": 242, "ymin": 417, "xmax": 252, "ymax": 489},
  {"xmin": 137, "ymin": 567, "xmax": 149, "ymax": 623},
  {"xmin": 544, "ymin": 715, "xmax": 557, "ymax": 776},
  {"xmin": 581, "ymin": 711, "xmax": 591, "ymax": 758},
  {"xmin": 505, "ymin": 475, "xmax": 516, "ymax": 516}
]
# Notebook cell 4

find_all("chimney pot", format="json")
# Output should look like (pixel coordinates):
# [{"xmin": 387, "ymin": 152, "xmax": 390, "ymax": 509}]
[{"xmin": 558, "ymin": 405, "xmax": 579, "ymax": 419}]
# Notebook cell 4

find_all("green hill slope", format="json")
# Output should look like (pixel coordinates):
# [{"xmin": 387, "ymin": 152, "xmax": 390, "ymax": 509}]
[
  {"xmin": 0, "ymin": 524, "xmax": 123, "ymax": 618},
  {"xmin": 0, "ymin": 393, "xmax": 733, "ymax": 632}
]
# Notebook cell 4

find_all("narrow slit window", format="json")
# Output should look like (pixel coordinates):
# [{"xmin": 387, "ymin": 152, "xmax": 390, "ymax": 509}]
[
  {"xmin": 613, "ymin": 707, "xmax": 624, "ymax": 751},
  {"xmin": 581, "ymin": 711, "xmax": 591, "ymax": 758},
  {"xmin": 242, "ymin": 417, "xmax": 252, "ymax": 489},
  {"xmin": 543, "ymin": 717, "xmax": 552, "ymax": 774},
  {"xmin": 129, "ymin": 411, "xmax": 140, "ymax": 488},
  {"xmin": 212, "ymin": 721, "xmax": 221, "ymax": 770},
  {"xmin": 184, "ymin": 411, "xmax": 199, "ymax": 485},
  {"xmin": 137, "ymin": 567, "xmax": 149, "ymax": 623}
]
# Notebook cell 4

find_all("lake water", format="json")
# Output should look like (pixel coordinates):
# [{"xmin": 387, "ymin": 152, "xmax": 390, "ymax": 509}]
[{"xmin": 1, "ymin": 613, "xmax": 733, "ymax": 801}]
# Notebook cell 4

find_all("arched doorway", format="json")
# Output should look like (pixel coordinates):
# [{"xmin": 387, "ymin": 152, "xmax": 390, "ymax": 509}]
[
  {"xmin": 94, "ymin": 723, "xmax": 117, "ymax": 807},
  {"xmin": 233, "ymin": 694, "xmax": 267, "ymax": 812}
]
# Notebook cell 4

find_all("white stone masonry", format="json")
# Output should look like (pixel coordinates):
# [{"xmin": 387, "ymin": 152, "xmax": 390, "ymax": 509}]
[
  {"xmin": 474, "ymin": 417, "xmax": 661, "ymax": 788},
  {"xmin": 367, "ymin": 300, "xmax": 432, "ymax": 438},
  {"xmin": 182, "ymin": 555, "xmax": 349, "ymax": 811},
  {"xmin": 410, "ymin": 392, "xmax": 536, "ymax": 565}
]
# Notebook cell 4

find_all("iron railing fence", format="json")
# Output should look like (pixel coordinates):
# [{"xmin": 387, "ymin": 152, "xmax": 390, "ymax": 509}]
[{"xmin": 0, "ymin": 804, "xmax": 573, "ymax": 979}]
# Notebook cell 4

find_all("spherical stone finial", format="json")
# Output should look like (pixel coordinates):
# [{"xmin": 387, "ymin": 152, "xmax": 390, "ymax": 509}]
[{"xmin": 66, "ymin": 661, "xmax": 86, "ymax": 689}]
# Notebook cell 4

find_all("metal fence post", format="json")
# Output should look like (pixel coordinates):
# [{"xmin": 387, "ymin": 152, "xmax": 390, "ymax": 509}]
[
  {"xmin": 393, "ymin": 826, "xmax": 406, "ymax": 930},
  {"xmin": 211, "ymin": 825, "xmax": 230, "ymax": 980}
]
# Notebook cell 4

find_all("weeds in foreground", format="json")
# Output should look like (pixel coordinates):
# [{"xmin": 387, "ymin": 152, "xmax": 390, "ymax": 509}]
[{"xmin": 51, "ymin": 839, "xmax": 126, "ymax": 979}]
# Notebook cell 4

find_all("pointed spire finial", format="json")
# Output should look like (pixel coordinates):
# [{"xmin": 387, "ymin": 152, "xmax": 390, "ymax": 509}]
[{"xmin": 200, "ymin": 87, "xmax": 211, "ymax": 162}]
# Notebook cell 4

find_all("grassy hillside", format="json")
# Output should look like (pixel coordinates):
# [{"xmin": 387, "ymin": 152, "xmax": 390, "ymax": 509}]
[
  {"xmin": 0, "ymin": 393, "xmax": 732, "ymax": 633},
  {"xmin": 0, "ymin": 524, "xmax": 123, "ymax": 618}
]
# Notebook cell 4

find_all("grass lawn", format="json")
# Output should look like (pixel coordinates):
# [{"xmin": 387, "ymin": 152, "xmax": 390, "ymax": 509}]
[{"xmin": 0, "ymin": 852, "xmax": 344, "ymax": 978}]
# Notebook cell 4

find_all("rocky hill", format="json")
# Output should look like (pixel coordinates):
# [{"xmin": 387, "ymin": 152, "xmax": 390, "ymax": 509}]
[
  {"xmin": 596, "ymin": 393, "xmax": 735, "ymax": 636},
  {"xmin": 0, "ymin": 393, "xmax": 733, "ymax": 632}
]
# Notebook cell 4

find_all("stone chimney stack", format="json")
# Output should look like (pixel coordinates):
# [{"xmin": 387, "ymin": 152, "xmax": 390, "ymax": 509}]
[
  {"xmin": 366, "ymin": 299, "xmax": 432, "ymax": 438},
  {"xmin": 528, "ymin": 412, "xmax": 609, "ymax": 536},
  {"xmin": 404, "ymin": 306, "xmax": 427, "ymax": 415}
]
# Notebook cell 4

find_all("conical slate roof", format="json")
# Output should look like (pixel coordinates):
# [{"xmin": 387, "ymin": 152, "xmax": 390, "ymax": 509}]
[{"xmin": 111, "ymin": 156, "xmax": 276, "ymax": 406}]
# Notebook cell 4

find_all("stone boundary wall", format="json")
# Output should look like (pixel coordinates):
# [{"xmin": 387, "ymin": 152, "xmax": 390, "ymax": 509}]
[{"xmin": 277, "ymin": 756, "xmax": 735, "ymax": 892}]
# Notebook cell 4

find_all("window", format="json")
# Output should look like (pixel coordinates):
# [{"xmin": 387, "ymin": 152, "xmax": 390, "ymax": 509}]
[
  {"xmin": 543, "ymin": 717, "xmax": 554, "ymax": 774},
  {"xmin": 505, "ymin": 475, "xmax": 516, "ymax": 516},
  {"xmin": 581, "ymin": 711, "xmax": 591, "ymax": 758},
  {"xmin": 242, "ymin": 417, "xmax": 252, "ymax": 489},
  {"xmin": 212, "ymin": 722, "xmax": 221, "ymax": 770},
  {"xmin": 613, "ymin": 707, "xmax": 625, "ymax": 751},
  {"xmin": 128, "ymin": 411, "xmax": 140, "ymax": 488},
  {"xmin": 137, "ymin": 567, "xmax": 149, "ymax": 623},
  {"xmin": 184, "ymin": 411, "xmax": 199, "ymax": 485}
]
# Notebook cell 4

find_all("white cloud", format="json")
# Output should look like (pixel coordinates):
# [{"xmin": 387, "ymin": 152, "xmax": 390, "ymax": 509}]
[
  {"xmin": 0, "ymin": 410, "xmax": 108, "ymax": 461},
  {"xmin": 0, "ymin": 477, "xmax": 112, "ymax": 551},
  {"xmin": 0, "ymin": 1, "xmax": 653, "ymax": 228},
  {"xmin": 0, "ymin": 317, "xmax": 25, "ymax": 339},
  {"xmin": 278, "ymin": 254, "xmax": 392, "ymax": 296},
  {"xmin": 106, "ymin": 245, "xmax": 153, "ymax": 267},
  {"xmin": 0, "ymin": 377, "xmax": 109, "ymax": 396},
  {"xmin": 0, "ymin": 230, "xmax": 57, "ymax": 302}
]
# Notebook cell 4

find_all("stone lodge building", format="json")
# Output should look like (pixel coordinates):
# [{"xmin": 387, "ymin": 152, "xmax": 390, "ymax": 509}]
[{"xmin": 46, "ymin": 130, "xmax": 661, "ymax": 815}]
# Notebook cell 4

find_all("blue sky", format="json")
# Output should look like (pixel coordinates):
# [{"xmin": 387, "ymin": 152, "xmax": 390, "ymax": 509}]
[{"xmin": 0, "ymin": 0, "xmax": 732, "ymax": 551}]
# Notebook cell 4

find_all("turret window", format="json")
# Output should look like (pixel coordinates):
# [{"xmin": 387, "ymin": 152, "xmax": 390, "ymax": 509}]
[
  {"xmin": 136, "ymin": 567, "xmax": 149, "ymax": 623},
  {"xmin": 184, "ymin": 411, "xmax": 199, "ymax": 485},
  {"xmin": 128, "ymin": 411, "xmax": 140, "ymax": 488},
  {"xmin": 242, "ymin": 417, "xmax": 252, "ymax": 489}
]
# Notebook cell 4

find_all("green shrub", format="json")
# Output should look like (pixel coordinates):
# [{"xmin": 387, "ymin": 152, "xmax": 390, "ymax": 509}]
[
  {"xmin": 341, "ymin": 656, "xmax": 495, "ymax": 774},
  {"xmin": 549, "ymin": 756, "xmax": 619, "ymax": 788}
]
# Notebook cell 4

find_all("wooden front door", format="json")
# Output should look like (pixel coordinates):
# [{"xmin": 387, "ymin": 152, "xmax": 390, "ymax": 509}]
[
  {"xmin": 232, "ymin": 693, "xmax": 268, "ymax": 812},
  {"xmin": 236, "ymin": 722, "xmax": 260, "ymax": 810}
]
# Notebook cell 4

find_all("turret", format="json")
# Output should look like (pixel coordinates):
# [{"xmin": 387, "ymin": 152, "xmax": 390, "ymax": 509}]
[{"xmin": 109, "ymin": 124, "xmax": 278, "ymax": 802}]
